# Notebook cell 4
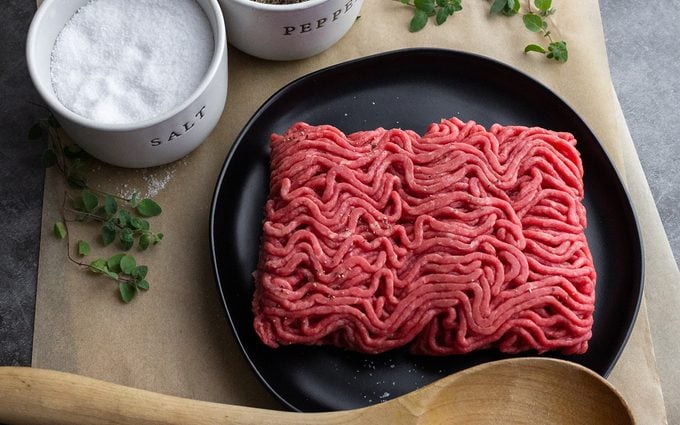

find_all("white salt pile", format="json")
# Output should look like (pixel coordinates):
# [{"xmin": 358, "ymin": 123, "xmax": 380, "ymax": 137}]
[{"xmin": 50, "ymin": 0, "xmax": 213, "ymax": 125}]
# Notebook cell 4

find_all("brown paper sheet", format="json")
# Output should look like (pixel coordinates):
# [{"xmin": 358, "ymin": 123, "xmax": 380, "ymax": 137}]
[{"xmin": 32, "ymin": 1, "xmax": 673, "ymax": 423}]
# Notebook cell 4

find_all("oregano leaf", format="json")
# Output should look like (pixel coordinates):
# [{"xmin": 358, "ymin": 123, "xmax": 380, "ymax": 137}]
[
  {"xmin": 136, "ymin": 279, "xmax": 150, "ymax": 291},
  {"xmin": 77, "ymin": 240, "xmax": 90, "ymax": 257},
  {"xmin": 54, "ymin": 222, "xmax": 67, "ymax": 239},
  {"xmin": 88, "ymin": 258, "xmax": 107, "ymax": 274},
  {"xmin": 547, "ymin": 40, "xmax": 568, "ymax": 62},
  {"xmin": 490, "ymin": 0, "xmax": 506, "ymax": 14},
  {"xmin": 107, "ymin": 253, "xmax": 125, "ymax": 273},
  {"xmin": 534, "ymin": 0, "xmax": 552, "ymax": 12},
  {"xmin": 65, "ymin": 158, "xmax": 87, "ymax": 189},
  {"xmin": 414, "ymin": 0, "xmax": 435, "ymax": 13},
  {"xmin": 136, "ymin": 199, "xmax": 162, "ymax": 217},
  {"xmin": 102, "ymin": 220, "xmax": 116, "ymax": 246},
  {"xmin": 503, "ymin": 0, "xmax": 520, "ymax": 16},
  {"xmin": 435, "ymin": 7, "xmax": 449, "ymax": 25},
  {"xmin": 41, "ymin": 149, "xmax": 58, "ymax": 168},
  {"xmin": 120, "ymin": 227, "xmax": 134, "ymax": 251},
  {"xmin": 66, "ymin": 175, "xmax": 87, "ymax": 189},
  {"xmin": 104, "ymin": 270, "xmax": 119, "ymax": 280},
  {"xmin": 104, "ymin": 195, "xmax": 118, "ymax": 218},
  {"xmin": 63, "ymin": 144, "xmax": 86, "ymax": 159},
  {"xmin": 119, "ymin": 283, "xmax": 136, "ymax": 303},
  {"xmin": 130, "ymin": 217, "xmax": 145, "ymax": 230},
  {"xmin": 410, "ymin": 8, "xmax": 429, "ymax": 32},
  {"xmin": 128, "ymin": 192, "xmax": 140, "ymax": 208},
  {"xmin": 524, "ymin": 44, "xmax": 547, "ymax": 54},
  {"xmin": 132, "ymin": 265, "xmax": 148, "ymax": 280},
  {"xmin": 120, "ymin": 254, "xmax": 136, "ymax": 274},
  {"xmin": 117, "ymin": 209, "xmax": 131, "ymax": 228},
  {"xmin": 139, "ymin": 233, "xmax": 151, "ymax": 251},
  {"xmin": 80, "ymin": 190, "xmax": 98, "ymax": 212},
  {"xmin": 523, "ymin": 13, "xmax": 545, "ymax": 32}
]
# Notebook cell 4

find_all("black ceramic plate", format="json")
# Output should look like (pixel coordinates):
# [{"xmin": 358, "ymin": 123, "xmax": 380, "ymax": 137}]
[{"xmin": 209, "ymin": 49, "xmax": 643, "ymax": 412}]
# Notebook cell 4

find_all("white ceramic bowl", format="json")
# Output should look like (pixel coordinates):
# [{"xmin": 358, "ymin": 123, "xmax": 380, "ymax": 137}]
[
  {"xmin": 26, "ymin": 0, "xmax": 228, "ymax": 168},
  {"xmin": 220, "ymin": 0, "xmax": 362, "ymax": 61}
]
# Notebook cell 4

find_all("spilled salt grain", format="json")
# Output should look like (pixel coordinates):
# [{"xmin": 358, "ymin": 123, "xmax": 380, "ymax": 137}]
[
  {"xmin": 50, "ymin": 0, "xmax": 213, "ymax": 125},
  {"xmin": 142, "ymin": 169, "xmax": 175, "ymax": 198},
  {"xmin": 117, "ymin": 164, "xmax": 178, "ymax": 200}
]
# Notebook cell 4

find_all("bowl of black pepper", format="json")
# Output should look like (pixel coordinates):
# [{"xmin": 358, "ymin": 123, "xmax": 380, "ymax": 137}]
[{"xmin": 220, "ymin": 0, "xmax": 363, "ymax": 61}]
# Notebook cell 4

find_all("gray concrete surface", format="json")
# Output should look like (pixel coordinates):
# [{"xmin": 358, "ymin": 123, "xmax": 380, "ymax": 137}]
[
  {"xmin": 601, "ymin": 1, "xmax": 680, "ymax": 421},
  {"xmin": 601, "ymin": 0, "xmax": 680, "ymax": 269},
  {"xmin": 0, "ymin": 0, "xmax": 44, "ymax": 367},
  {"xmin": 0, "ymin": 0, "xmax": 678, "ymax": 416}
]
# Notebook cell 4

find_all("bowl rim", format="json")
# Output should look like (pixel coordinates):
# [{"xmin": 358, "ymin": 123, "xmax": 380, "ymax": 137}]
[
  {"xmin": 26, "ymin": 0, "xmax": 227, "ymax": 132},
  {"xmin": 224, "ymin": 0, "xmax": 340, "ymax": 12}
]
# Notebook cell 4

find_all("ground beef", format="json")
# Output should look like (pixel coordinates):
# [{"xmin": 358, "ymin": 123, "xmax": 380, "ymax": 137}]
[{"xmin": 253, "ymin": 118, "xmax": 596, "ymax": 355}]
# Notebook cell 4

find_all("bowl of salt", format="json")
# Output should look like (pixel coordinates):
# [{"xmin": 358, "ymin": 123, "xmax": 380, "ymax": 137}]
[{"xmin": 26, "ymin": 0, "xmax": 227, "ymax": 168}]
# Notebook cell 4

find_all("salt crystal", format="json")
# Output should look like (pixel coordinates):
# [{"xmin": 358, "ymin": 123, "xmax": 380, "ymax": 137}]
[
  {"xmin": 117, "ymin": 163, "xmax": 177, "ymax": 199},
  {"xmin": 142, "ymin": 167, "xmax": 176, "ymax": 198},
  {"xmin": 50, "ymin": 0, "xmax": 213, "ymax": 125}
]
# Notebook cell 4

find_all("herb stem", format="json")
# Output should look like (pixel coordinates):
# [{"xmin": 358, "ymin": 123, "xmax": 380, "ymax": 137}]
[
  {"xmin": 62, "ymin": 210, "xmax": 105, "ymax": 222},
  {"xmin": 88, "ymin": 187, "xmax": 131, "ymax": 203},
  {"xmin": 60, "ymin": 195, "xmax": 87, "ymax": 269},
  {"xmin": 28, "ymin": 101, "xmax": 50, "ymax": 112},
  {"xmin": 46, "ymin": 126, "xmax": 67, "ymax": 175}
]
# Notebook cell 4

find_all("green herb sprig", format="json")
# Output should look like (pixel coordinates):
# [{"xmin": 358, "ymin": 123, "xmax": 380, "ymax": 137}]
[
  {"xmin": 59, "ymin": 214, "xmax": 152, "ymax": 303},
  {"xmin": 31, "ymin": 111, "xmax": 163, "ymax": 303},
  {"xmin": 62, "ymin": 189, "xmax": 163, "ymax": 251},
  {"xmin": 399, "ymin": 0, "xmax": 463, "ymax": 32},
  {"xmin": 88, "ymin": 253, "xmax": 150, "ymax": 303},
  {"xmin": 397, "ymin": 0, "xmax": 569, "ymax": 63},
  {"xmin": 488, "ymin": 0, "xmax": 568, "ymax": 62}
]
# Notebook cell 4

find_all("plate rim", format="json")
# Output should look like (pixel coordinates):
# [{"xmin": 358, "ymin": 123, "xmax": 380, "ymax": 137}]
[{"xmin": 209, "ymin": 47, "xmax": 645, "ymax": 412}]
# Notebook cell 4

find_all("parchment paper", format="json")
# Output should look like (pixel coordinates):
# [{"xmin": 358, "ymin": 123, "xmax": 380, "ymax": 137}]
[{"xmin": 32, "ymin": 1, "xmax": 675, "ymax": 423}]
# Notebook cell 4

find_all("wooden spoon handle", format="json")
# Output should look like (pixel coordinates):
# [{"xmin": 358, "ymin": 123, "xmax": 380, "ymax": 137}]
[{"xmin": 0, "ymin": 367, "xmax": 344, "ymax": 425}]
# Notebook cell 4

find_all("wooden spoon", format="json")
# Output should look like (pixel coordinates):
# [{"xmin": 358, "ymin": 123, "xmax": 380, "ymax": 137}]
[{"xmin": 0, "ymin": 357, "xmax": 633, "ymax": 425}]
